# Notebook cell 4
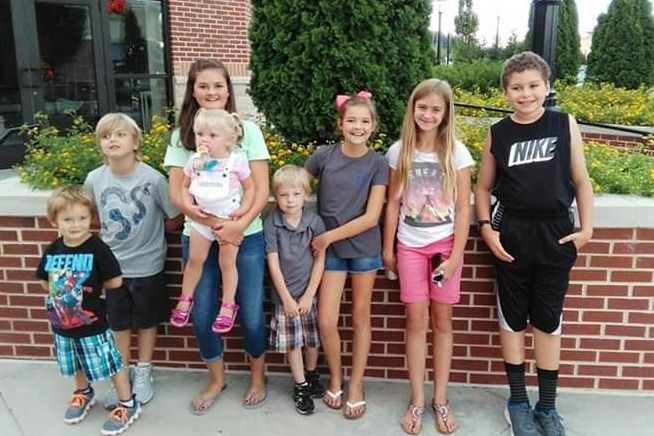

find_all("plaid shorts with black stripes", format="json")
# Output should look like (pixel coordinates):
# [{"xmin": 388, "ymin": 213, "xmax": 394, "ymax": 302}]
[
  {"xmin": 54, "ymin": 329, "xmax": 123, "ymax": 382},
  {"xmin": 269, "ymin": 300, "xmax": 320, "ymax": 352}
]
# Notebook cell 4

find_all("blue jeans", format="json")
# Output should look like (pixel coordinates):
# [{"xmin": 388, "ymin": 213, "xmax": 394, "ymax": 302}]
[{"xmin": 181, "ymin": 232, "xmax": 267, "ymax": 362}]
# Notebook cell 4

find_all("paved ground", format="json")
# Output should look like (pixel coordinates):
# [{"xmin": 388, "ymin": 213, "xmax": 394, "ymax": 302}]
[{"xmin": 1, "ymin": 359, "xmax": 652, "ymax": 436}]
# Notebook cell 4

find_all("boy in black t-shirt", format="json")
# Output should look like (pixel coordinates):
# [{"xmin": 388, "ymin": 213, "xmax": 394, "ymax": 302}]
[
  {"xmin": 36, "ymin": 186, "xmax": 141, "ymax": 435},
  {"xmin": 475, "ymin": 52, "xmax": 593, "ymax": 436}
]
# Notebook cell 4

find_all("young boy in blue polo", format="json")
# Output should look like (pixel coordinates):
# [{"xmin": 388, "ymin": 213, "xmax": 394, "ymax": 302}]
[
  {"xmin": 264, "ymin": 165, "xmax": 326, "ymax": 415},
  {"xmin": 37, "ymin": 185, "xmax": 141, "ymax": 435},
  {"xmin": 475, "ymin": 51, "xmax": 593, "ymax": 436}
]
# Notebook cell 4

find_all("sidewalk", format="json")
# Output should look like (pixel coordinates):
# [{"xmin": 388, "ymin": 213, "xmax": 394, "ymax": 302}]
[{"xmin": 1, "ymin": 359, "xmax": 652, "ymax": 436}]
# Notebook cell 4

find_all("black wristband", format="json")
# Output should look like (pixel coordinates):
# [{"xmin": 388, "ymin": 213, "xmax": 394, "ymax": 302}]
[{"xmin": 477, "ymin": 219, "xmax": 491, "ymax": 232}]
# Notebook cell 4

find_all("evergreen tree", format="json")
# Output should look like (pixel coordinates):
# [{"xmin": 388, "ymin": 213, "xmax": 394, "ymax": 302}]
[
  {"xmin": 555, "ymin": 0, "xmax": 582, "ymax": 82},
  {"xmin": 587, "ymin": 0, "xmax": 654, "ymax": 88},
  {"xmin": 248, "ymin": 1, "xmax": 433, "ymax": 144},
  {"xmin": 453, "ymin": 0, "xmax": 480, "ymax": 62}
]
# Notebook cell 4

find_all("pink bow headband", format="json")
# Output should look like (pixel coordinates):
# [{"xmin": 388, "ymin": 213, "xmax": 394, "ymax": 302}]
[{"xmin": 335, "ymin": 90, "xmax": 373, "ymax": 108}]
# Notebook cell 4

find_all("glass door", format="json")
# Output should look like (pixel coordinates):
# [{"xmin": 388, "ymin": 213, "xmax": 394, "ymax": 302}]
[{"xmin": 32, "ymin": 0, "xmax": 109, "ymax": 127}]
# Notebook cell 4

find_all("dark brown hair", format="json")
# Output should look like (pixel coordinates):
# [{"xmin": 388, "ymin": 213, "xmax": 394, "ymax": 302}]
[
  {"xmin": 178, "ymin": 59, "xmax": 236, "ymax": 150},
  {"xmin": 500, "ymin": 51, "xmax": 551, "ymax": 89}
]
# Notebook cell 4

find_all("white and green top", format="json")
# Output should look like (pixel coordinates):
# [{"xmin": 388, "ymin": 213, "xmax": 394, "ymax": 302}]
[{"xmin": 163, "ymin": 119, "xmax": 270, "ymax": 237}]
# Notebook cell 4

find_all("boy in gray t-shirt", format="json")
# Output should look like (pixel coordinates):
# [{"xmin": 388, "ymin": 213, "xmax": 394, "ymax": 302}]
[
  {"xmin": 264, "ymin": 165, "xmax": 326, "ymax": 416},
  {"xmin": 84, "ymin": 113, "xmax": 179, "ymax": 408}
]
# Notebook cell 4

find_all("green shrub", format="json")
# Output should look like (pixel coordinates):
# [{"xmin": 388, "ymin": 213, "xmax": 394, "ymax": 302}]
[
  {"xmin": 432, "ymin": 60, "xmax": 504, "ymax": 94},
  {"xmin": 248, "ymin": 0, "xmax": 434, "ymax": 144}
]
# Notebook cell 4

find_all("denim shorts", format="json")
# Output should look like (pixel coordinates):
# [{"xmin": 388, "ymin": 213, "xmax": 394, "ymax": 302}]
[{"xmin": 324, "ymin": 251, "xmax": 382, "ymax": 273}]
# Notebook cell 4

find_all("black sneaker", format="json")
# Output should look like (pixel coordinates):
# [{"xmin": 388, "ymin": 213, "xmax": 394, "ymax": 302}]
[
  {"xmin": 293, "ymin": 383, "xmax": 314, "ymax": 415},
  {"xmin": 305, "ymin": 370, "xmax": 325, "ymax": 399}
]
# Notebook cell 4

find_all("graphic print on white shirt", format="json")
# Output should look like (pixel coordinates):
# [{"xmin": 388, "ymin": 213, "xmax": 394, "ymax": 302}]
[{"xmin": 403, "ymin": 161, "xmax": 453, "ymax": 228}]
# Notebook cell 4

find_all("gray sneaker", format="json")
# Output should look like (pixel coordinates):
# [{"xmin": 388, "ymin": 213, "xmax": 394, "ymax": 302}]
[
  {"xmin": 132, "ymin": 364, "xmax": 154, "ymax": 405},
  {"xmin": 504, "ymin": 401, "xmax": 543, "ymax": 436},
  {"xmin": 100, "ymin": 397, "xmax": 141, "ymax": 435},
  {"xmin": 104, "ymin": 367, "xmax": 134, "ymax": 410},
  {"xmin": 535, "ymin": 408, "xmax": 566, "ymax": 436},
  {"xmin": 64, "ymin": 387, "xmax": 95, "ymax": 424}
]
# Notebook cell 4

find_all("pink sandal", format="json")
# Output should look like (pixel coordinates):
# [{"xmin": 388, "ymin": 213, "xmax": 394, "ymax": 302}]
[
  {"xmin": 170, "ymin": 295, "xmax": 194, "ymax": 327},
  {"xmin": 212, "ymin": 302, "xmax": 239, "ymax": 333}
]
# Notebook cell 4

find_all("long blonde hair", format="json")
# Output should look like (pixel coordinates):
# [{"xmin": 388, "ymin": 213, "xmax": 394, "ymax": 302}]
[{"xmin": 394, "ymin": 79, "xmax": 457, "ymax": 200}]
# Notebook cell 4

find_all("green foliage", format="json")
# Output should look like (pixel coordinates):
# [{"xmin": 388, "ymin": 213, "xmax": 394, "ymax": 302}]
[
  {"xmin": 584, "ymin": 141, "xmax": 654, "ymax": 196},
  {"xmin": 452, "ymin": 0, "xmax": 481, "ymax": 62},
  {"xmin": 16, "ymin": 112, "xmax": 171, "ymax": 189},
  {"xmin": 554, "ymin": 0, "xmax": 582, "ymax": 82},
  {"xmin": 587, "ymin": 0, "xmax": 654, "ymax": 88},
  {"xmin": 248, "ymin": 0, "xmax": 433, "ymax": 144},
  {"xmin": 433, "ymin": 60, "xmax": 504, "ymax": 94},
  {"xmin": 453, "ymin": 82, "xmax": 654, "ymax": 126}
]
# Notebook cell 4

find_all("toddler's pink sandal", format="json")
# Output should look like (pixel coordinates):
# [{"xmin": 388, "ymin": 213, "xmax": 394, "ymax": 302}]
[
  {"xmin": 212, "ymin": 302, "xmax": 239, "ymax": 333},
  {"xmin": 170, "ymin": 295, "xmax": 194, "ymax": 327}
]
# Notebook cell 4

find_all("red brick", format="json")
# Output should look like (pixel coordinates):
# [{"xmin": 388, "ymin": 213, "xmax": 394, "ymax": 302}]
[
  {"xmin": 565, "ymin": 297, "xmax": 605, "ymax": 309},
  {"xmin": 622, "ymin": 366, "xmax": 654, "ymax": 378},
  {"xmin": 36, "ymin": 217, "xmax": 54, "ymax": 228},
  {"xmin": 643, "ymin": 380, "xmax": 654, "ymax": 390},
  {"xmin": 607, "ymin": 298, "xmax": 650, "ymax": 310},
  {"xmin": 5, "ymin": 269, "xmax": 39, "ymax": 281},
  {"xmin": 579, "ymin": 338, "xmax": 620, "ymax": 350},
  {"xmin": 598, "ymin": 378, "xmax": 639, "ymax": 390},
  {"xmin": 570, "ymin": 269, "xmax": 607, "ymax": 281},
  {"xmin": 0, "ymin": 345, "xmax": 15, "ymax": 356},
  {"xmin": 0, "ymin": 281, "xmax": 24, "ymax": 293},
  {"xmin": 469, "ymin": 373, "xmax": 506, "ymax": 384},
  {"xmin": 0, "ymin": 307, "xmax": 29, "ymax": 318},
  {"xmin": 613, "ymin": 242, "xmax": 654, "ymax": 254},
  {"xmin": 453, "ymin": 333, "xmax": 491, "ymax": 345},
  {"xmin": 558, "ymin": 377, "xmax": 595, "ymax": 388},
  {"xmin": 586, "ymin": 284, "xmax": 629, "ymax": 297},
  {"xmin": 21, "ymin": 230, "xmax": 59, "ymax": 242},
  {"xmin": 578, "ymin": 365, "xmax": 617, "ymax": 376},
  {"xmin": 628, "ymin": 312, "xmax": 654, "ymax": 324},
  {"xmin": 0, "ymin": 333, "xmax": 31, "ymax": 344},
  {"xmin": 0, "ymin": 230, "xmax": 18, "ymax": 241},
  {"xmin": 560, "ymin": 350, "xmax": 597, "ymax": 361},
  {"xmin": 578, "ymin": 241, "xmax": 610, "ymax": 254},
  {"xmin": 592, "ymin": 228, "xmax": 634, "ymax": 239},
  {"xmin": 625, "ymin": 340, "xmax": 654, "ymax": 351},
  {"xmin": 0, "ymin": 256, "xmax": 21, "ymax": 268},
  {"xmin": 12, "ymin": 320, "xmax": 50, "ymax": 332},
  {"xmin": 610, "ymin": 270, "xmax": 653, "ymax": 282},
  {"xmin": 599, "ymin": 351, "xmax": 640, "ymax": 363},
  {"xmin": 0, "ymin": 217, "xmax": 35, "ymax": 228},
  {"xmin": 14, "ymin": 346, "xmax": 51, "ymax": 357},
  {"xmin": 635, "ymin": 228, "xmax": 654, "ymax": 240},
  {"xmin": 635, "ymin": 257, "xmax": 654, "ymax": 269},
  {"xmin": 368, "ymin": 356, "xmax": 404, "ymax": 367},
  {"xmin": 644, "ymin": 353, "xmax": 654, "ymax": 364},
  {"xmin": 563, "ymin": 323, "xmax": 601, "ymax": 335},
  {"xmin": 2, "ymin": 244, "xmax": 39, "ymax": 255},
  {"xmin": 582, "ymin": 311, "xmax": 624, "ymax": 323},
  {"xmin": 633, "ymin": 286, "xmax": 654, "ymax": 297},
  {"xmin": 589, "ymin": 255, "xmax": 633, "ymax": 268}
]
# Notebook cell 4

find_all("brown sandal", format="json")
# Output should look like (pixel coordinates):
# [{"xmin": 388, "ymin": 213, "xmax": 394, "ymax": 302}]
[
  {"xmin": 400, "ymin": 403, "xmax": 425, "ymax": 434},
  {"xmin": 433, "ymin": 400, "xmax": 458, "ymax": 434}
]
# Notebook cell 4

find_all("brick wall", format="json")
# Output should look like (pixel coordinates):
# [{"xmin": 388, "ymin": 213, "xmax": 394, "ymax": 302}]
[
  {"xmin": 167, "ymin": 0, "xmax": 251, "ymax": 77},
  {"xmin": 1, "ymin": 216, "xmax": 653, "ymax": 391},
  {"xmin": 581, "ymin": 132, "xmax": 654, "ymax": 155}
]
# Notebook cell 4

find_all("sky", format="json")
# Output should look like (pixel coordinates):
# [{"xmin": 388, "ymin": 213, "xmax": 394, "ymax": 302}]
[{"xmin": 430, "ymin": 0, "xmax": 614, "ymax": 46}]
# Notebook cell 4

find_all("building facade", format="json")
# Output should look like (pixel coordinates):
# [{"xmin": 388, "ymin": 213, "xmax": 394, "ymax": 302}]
[{"xmin": 0, "ymin": 0, "xmax": 254, "ymax": 169}]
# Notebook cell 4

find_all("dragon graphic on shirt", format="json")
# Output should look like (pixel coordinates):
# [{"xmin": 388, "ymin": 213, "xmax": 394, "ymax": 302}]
[{"xmin": 99, "ymin": 183, "xmax": 152, "ymax": 240}]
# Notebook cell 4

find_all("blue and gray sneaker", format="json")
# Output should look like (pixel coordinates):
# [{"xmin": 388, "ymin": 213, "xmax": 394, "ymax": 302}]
[
  {"xmin": 534, "ymin": 408, "xmax": 566, "ymax": 436},
  {"xmin": 64, "ymin": 387, "xmax": 95, "ymax": 424},
  {"xmin": 104, "ymin": 367, "xmax": 134, "ymax": 410},
  {"xmin": 504, "ymin": 401, "xmax": 543, "ymax": 436},
  {"xmin": 101, "ymin": 396, "xmax": 141, "ymax": 435}
]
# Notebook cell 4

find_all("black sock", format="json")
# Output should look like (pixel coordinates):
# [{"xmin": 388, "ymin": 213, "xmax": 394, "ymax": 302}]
[
  {"xmin": 77, "ymin": 385, "xmax": 93, "ymax": 395},
  {"xmin": 119, "ymin": 396, "xmax": 135, "ymax": 408},
  {"xmin": 505, "ymin": 362, "xmax": 529, "ymax": 404},
  {"xmin": 536, "ymin": 367, "xmax": 558, "ymax": 412}
]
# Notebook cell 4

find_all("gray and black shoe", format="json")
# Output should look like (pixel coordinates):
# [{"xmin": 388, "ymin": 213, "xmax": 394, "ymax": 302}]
[
  {"xmin": 305, "ymin": 369, "xmax": 325, "ymax": 399},
  {"xmin": 293, "ymin": 382, "xmax": 315, "ymax": 415}
]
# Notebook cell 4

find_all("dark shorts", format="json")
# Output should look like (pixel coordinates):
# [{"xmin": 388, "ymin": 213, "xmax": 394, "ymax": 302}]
[
  {"xmin": 494, "ymin": 210, "xmax": 577, "ymax": 334},
  {"xmin": 106, "ymin": 272, "xmax": 169, "ymax": 331}
]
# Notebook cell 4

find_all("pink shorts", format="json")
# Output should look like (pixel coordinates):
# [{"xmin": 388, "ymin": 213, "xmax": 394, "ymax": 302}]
[{"xmin": 396, "ymin": 235, "xmax": 462, "ymax": 304}]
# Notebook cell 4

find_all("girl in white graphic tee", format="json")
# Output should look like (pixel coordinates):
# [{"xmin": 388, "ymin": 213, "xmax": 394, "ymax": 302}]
[{"xmin": 383, "ymin": 79, "xmax": 473, "ymax": 435}]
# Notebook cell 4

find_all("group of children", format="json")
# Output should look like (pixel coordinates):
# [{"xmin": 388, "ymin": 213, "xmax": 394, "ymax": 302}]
[{"xmin": 37, "ymin": 51, "xmax": 592, "ymax": 436}]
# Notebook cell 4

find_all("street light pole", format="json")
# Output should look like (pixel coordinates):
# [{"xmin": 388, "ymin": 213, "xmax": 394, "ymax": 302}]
[
  {"xmin": 437, "ymin": 7, "xmax": 443, "ymax": 65},
  {"xmin": 531, "ymin": 0, "xmax": 560, "ymax": 107}
]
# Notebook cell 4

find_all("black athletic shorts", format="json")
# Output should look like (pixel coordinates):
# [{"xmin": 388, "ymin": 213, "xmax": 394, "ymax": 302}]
[
  {"xmin": 493, "ymin": 208, "xmax": 577, "ymax": 334},
  {"xmin": 106, "ymin": 271, "xmax": 169, "ymax": 330}
]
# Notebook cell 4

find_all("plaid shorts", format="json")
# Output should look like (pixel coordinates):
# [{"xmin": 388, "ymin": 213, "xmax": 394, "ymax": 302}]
[
  {"xmin": 54, "ymin": 330, "xmax": 123, "ymax": 383},
  {"xmin": 269, "ymin": 300, "xmax": 320, "ymax": 352}
]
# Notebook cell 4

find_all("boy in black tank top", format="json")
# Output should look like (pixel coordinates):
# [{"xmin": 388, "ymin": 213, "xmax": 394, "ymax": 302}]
[{"xmin": 475, "ymin": 52, "xmax": 593, "ymax": 436}]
